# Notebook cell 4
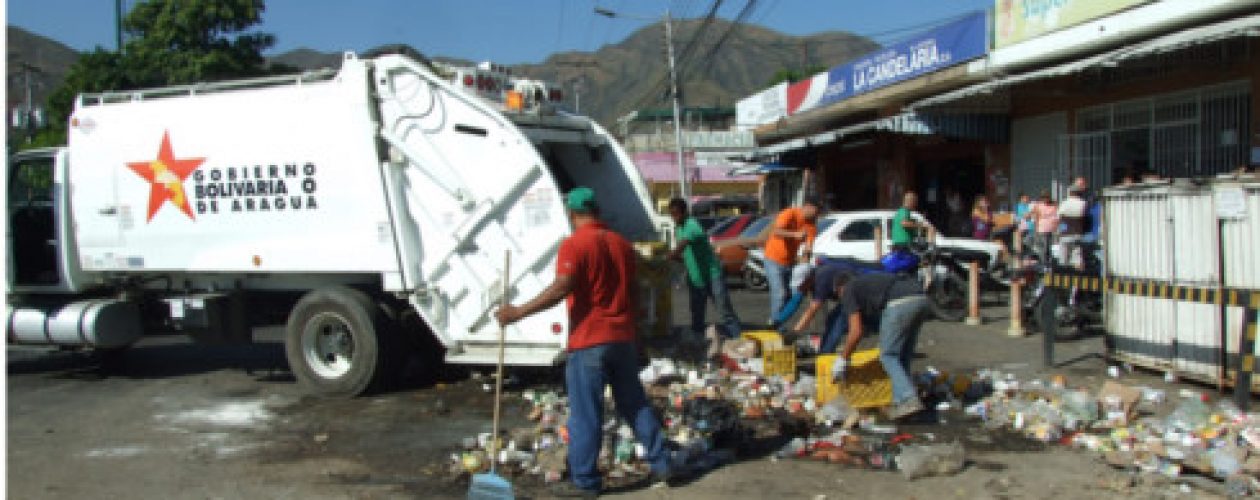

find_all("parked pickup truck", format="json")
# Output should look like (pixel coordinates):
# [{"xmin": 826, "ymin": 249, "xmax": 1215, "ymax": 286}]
[{"xmin": 811, "ymin": 210, "xmax": 1004, "ymax": 273}]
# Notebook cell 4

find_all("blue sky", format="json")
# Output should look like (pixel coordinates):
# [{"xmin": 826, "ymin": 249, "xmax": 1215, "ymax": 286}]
[{"xmin": 8, "ymin": 0, "xmax": 993, "ymax": 65}]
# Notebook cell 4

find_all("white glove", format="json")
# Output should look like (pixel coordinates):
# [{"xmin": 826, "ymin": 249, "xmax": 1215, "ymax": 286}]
[{"xmin": 831, "ymin": 357, "xmax": 850, "ymax": 382}]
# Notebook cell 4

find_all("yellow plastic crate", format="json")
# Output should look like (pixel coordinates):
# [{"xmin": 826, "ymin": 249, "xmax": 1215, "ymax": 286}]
[
  {"xmin": 739, "ymin": 331, "xmax": 796, "ymax": 381},
  {"xmin": 740, "ymin": 330, "xmax": 785, "ymax": 350},
  {"xmin": 763, "ymin": 347, "xmax": 797, "ymax": 382},
  {"xmin": 816, "ymin": 349, "xmax": 892, "ymax": 409}
]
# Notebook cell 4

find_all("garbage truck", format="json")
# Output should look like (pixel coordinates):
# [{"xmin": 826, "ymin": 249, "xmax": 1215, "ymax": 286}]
[{"xmin": 6, "ymin": 50, "xmax": 669, "ymax": 396}]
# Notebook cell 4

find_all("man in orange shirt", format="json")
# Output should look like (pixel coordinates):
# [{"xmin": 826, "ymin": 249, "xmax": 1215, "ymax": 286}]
[
  {"xmin": 762, "ymin": 199, "xmax": 821, "ymax": 324},
  {"xmin": 496, "ymin": 187, "xmax": 672, "ymax": 497}
]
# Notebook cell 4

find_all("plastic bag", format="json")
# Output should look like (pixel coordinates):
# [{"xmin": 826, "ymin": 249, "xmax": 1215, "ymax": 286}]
[{"xmin": 897, "ymin": 441, "xmax": 966, "ymax": 480}]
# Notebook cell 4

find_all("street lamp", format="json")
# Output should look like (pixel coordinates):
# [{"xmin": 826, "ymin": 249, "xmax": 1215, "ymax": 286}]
[{"xmin": 596, "ymin": 6, "xmax": 690, "ymax": 202}]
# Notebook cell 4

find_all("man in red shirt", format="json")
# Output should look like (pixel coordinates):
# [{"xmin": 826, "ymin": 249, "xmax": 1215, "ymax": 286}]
[{"xmin": 496, "ymin": 187, "xmax": 671, "ymax": 498}]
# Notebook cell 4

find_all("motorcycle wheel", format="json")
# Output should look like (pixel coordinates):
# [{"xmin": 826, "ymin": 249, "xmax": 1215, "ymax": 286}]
[
  {"xmin": 927, "ymin": 272, "xmax": 968, "ymax": 322},
  {"xmin": 743, "ymin": 267, "xmax": 768, "ymax": 291},
  {"xmin": 1036, "ymin": 288, "xmax": 1083, "ymax": 341}
]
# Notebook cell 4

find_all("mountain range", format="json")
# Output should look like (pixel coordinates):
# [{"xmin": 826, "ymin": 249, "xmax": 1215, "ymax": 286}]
[{"xmin": 7, "ymin": 21, "xmax": 877, "ymax": 128}]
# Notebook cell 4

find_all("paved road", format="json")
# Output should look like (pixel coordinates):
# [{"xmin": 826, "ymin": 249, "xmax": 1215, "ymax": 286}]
[{"xmin": 7, "ymin": 286, "xmax": 1212, "ymax": 499}]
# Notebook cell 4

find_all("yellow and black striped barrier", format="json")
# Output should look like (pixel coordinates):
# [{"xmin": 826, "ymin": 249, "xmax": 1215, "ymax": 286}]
[
  {"xmin": 1043, "ymin": 274, "xmax": 1255, "ymax": 307},
  {"xmin": 1044, "ymin": 272, "xmax": 1260, "ymax": 409}
]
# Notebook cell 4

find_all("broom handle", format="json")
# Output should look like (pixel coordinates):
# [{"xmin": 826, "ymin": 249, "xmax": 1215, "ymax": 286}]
[{"xmin": 490, "ymin": 251, "xmax": 510, "ymax": 473}]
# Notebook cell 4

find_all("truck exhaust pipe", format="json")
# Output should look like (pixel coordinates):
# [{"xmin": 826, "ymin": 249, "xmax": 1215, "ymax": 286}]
[{"xmin": 7, "ymin": 299, "xmax": 143, "ymax": 349}]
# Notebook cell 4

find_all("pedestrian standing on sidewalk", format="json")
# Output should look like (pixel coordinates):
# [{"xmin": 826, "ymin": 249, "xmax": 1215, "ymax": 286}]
[
  {"xmin": 762, "ymin": 199, "xmax": 820, "ymax": 325},
  {"xmin": 667, "ymin": 198, "xmax": 742, "ymax": 346},
  {"xmin": 1026, "ymin": 190, "xmax": 1059, "ymax": 263},
  {"xmin": 1057, "ymin": 185, "xmax": 1089, "ymax": 269},
  {"xmin": 971, "ymin": 196, "xmax": 994, "ymax": 240},
  {"xmin": 496, "ymin": 187, "xmax": 672, "ymax": 498},
  {"xmin": 829, "ymin": 270, "xmax": 931, "ymax": 420}
]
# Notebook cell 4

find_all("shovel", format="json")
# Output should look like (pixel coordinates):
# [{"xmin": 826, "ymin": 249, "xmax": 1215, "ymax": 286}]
[{"xmin": 469, "ymin": 251, "xmax": 514, "ymax": 500}]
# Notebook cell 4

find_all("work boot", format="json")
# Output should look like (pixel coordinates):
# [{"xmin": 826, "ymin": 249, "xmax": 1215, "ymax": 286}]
[
  {"xmin": 887, "ymin": 397, "xmax": 926, "ymax": 421},
  {"xmin": 549, "ymin": 481, "xmax": 600, "ymax": 499}
]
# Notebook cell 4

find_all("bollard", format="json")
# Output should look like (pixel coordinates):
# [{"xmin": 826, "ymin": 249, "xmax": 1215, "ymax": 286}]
[
  {"xmin": 1012, "ymin": 229, "xmax": 1023, "ymax": 267},
  {"xmin": 1007, "ymin": 278, "xmax": 1025, "ymax": 337},
  {"xmin": 873, "ymin": 226, "xmax": 883, "ymax": 261},
  {"xmin": 965, "ymin": 261, "xmax": 982, "ymax": 326}
]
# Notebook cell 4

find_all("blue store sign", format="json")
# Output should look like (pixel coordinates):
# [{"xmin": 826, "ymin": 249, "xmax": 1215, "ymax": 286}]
[{"xmin": 814, "ymin": 11, "xmax": 989, "ymax": 109}]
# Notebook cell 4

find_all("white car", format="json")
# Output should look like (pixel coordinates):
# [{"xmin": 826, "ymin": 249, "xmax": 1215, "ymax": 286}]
[{"xmin": 811, "ymin": 210, "xmax": 1004, "ymax": 269}]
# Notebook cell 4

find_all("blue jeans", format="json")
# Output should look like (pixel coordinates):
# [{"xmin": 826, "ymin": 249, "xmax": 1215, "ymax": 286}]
[
  {"xmin": 688, "ymin": 271, "xmax": 742, "ymax": 339},
  {"xmin": 565, "ymin": 342, "xmax": 669, "ymax": 491},
  {"xmin": 819, "ymin": 304, "xmax": 849, "ymax": 354},
  {"xmin": 764, "ymin": 259, "xmax": 791, "ymax": 323},
  {"xmin": 772, "ymin": 292, "xmax": 805, "ymax": 329},
  {"xmin": 878, "ymin": 296, "xmax": 931, "ymax": 404}
]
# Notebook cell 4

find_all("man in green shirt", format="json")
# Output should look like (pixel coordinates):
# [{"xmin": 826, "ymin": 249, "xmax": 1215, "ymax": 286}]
[
  {"xmin": 668, "ymin": 198, "xmax": 742, "ymax": 342},
  {"xmin": 891, "ymin": 191, "xmax": 929, "ymax": 250}
]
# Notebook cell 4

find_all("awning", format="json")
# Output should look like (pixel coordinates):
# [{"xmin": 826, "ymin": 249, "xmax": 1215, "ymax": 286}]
[
  {"xmin": 738, "ymin": 108, "xmax": 1008, "ymax": 160},
  {"xmin": 909, "ymin": 13, "xmax": 1260, "ymax": 110},
  {"xmin": 726, "ymin": 162, "xmax": 800, "ymax": 177}
]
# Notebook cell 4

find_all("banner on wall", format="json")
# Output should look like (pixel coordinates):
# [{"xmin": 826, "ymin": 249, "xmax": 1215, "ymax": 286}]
[
  {"xmin": 735, "ymin": 82, "xmax": 788, "ymax": 129},
  {"xmin": 786, "ymin": 10, "xmax": 989, "ymax": 116},
  {"xmin": 994, "ymin": 0, "xmax": 1150, "ymax": 49}
]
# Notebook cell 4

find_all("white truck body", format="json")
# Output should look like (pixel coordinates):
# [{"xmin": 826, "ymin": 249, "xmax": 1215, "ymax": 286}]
[{"xmin": 7, "ymin": 52, "xmax": 665, "ymax": 394}]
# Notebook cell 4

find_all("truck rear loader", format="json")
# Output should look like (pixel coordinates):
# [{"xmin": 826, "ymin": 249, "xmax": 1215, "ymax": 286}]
[{"xmin": 6, "ymin": 51, "xmax": 667, "ymax": 396}]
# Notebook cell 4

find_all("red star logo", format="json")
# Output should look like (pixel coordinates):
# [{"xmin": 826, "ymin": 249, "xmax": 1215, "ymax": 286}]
[{"xmin": 126, "ymin": 131, "xmax": 206, "ymax": 222}]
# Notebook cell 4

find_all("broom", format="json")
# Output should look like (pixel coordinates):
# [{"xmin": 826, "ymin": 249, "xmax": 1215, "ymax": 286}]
[{"xmin": 468, "ymin": 251, "xmax": 514, "ymax": 500}]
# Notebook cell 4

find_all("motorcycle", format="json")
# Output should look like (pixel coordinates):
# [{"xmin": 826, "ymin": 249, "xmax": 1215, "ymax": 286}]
[
  {"xmin": 742, "ymin": 249, "xmax": 769, "ymax": 291},
  {"xmin": 914, "ymin": 241, "xmax": 1011, "ymax": 322},
  {"xmin": 1018, "ymin": 240, "xmax": 1103, "ymax": 340}
]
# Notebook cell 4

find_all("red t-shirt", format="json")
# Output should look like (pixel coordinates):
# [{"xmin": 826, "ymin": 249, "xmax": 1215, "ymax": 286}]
[{"xmin": 556, "ymin": 221, "xmax": 638, "ymax": 351}]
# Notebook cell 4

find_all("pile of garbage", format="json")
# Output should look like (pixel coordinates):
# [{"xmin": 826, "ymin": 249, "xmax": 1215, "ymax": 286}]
[
  {"xmin": 446, "ymin": 339, "xmax": 982, "ymax": 486},
  {"xmin": 965, "ymin": 371, "xmax": 1260, "ymax": 496},
  {"xmin": 444, "ymin": 325, "xmax": 1260, "ymax": 497}
]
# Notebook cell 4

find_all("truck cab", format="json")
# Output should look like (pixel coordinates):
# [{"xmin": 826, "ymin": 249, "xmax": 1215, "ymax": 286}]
[{"xmin": 7, "ymin": 147, "xmax": 86, "ymax": 294}]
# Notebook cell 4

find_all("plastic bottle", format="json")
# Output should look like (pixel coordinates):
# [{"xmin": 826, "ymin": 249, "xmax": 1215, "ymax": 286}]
[
  {"xmin": 1210, "ymin": 448, "xmax": 1242, "ymax": 478},
  {"xmin": 1168, "ymin": 396, "xmax": 1212, "ymax": 432}
]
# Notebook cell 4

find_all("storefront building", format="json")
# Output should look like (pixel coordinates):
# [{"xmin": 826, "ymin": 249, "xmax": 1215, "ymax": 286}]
[
  {"xmin": 736, "ymin": 0, "xmax": 1260, "ymax": 234},
  {"xmin": 916, "ymin": 1, "xmax": 1260, "ymax": 203}
]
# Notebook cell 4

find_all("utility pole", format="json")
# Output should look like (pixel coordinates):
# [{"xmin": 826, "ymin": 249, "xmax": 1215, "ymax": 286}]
[
  {"xmin": 556, "ymin": 59, "xmax": 597, "ymax": 114},
  {"xmin": 10, "ymin": 61, "xmax": 44, "ymax": 143},
  {"xmin": 663, "ymin": 10, "xmax": 689, "ymax": 202},
  {"xmin": 596, "ymin": 6, "xmax": 689, "ymax": 201},
  {"xmin": 116, "ymin": 0, "xmax": 124, "ymax": 52}
]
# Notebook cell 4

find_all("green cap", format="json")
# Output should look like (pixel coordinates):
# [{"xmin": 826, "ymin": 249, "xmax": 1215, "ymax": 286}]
[{"xmin": 566, "ymin": 187, "xmax": 598, "ymax": 213}]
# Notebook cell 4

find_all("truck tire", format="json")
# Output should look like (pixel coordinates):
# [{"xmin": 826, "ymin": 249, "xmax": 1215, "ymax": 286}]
[{"xmin": 285, "ymin": 287, "xmax": 399, "ymax": 397}]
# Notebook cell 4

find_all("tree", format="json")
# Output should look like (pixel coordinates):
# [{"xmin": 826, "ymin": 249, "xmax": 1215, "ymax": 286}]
[
  {"xmin": 30, "ymin": 0, "xmax": 276, "ymax": 149},
  {"xmin": 764, "ymin": 65, "xmax": 828, "ymax": 88},
  {"xmin": 122, "ymin": 0, "xmax": 275, "ymax": 86}
]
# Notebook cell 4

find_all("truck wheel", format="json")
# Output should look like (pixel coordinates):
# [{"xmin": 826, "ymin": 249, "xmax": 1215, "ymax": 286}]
[{"xmin": 285, "ymin": 287, "xmax": 399, "ymax": 397}]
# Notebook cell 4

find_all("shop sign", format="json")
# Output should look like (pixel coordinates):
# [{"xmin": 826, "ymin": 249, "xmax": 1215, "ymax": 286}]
[
  {"xmin": 801, "ymin": 11, "xmax": 989, "ymax": 113},
  {"xmin": 682, "ymin": 130, "xmax": 755, "ymax": 149},
  {"xmin": 994, "ymin": 0, "xmax": 1150, "ymax": 49},
  {"xmin": 735, "ymin": 82, "xmax": 788, "ymax": 129}
]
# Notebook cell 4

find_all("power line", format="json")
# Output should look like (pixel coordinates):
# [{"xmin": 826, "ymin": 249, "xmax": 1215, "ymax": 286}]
[
  {"xmin": 690, "ymin": 0, "xmax": 759, "ymax": 80},
  {"xmin": 554, "ymin": 0, "xmax": 567, "ymax": 55}
]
